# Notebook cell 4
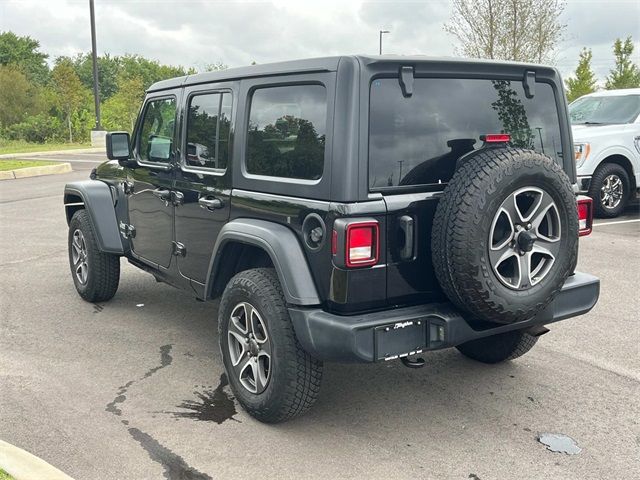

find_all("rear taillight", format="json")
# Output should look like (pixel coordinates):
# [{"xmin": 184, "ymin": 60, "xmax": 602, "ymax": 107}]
[
  {"xmin": 346, "ymin": 221, "xmax": 379, "ymax": 267},
  {"xmin": 577, "ymin": 196, "xmax": 593, "ymax": 236}
]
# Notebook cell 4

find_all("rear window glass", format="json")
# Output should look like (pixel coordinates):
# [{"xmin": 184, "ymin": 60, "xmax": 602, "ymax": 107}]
[
  {"xmin": 369, "ymin": 78, "xmax": 562, "ymax": 189},
  {"xmin": 246, "ymin": 84, "xmax": 326, "ymax": 180}
]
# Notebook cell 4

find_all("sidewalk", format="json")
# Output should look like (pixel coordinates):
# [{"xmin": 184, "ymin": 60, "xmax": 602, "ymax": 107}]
[
  {"xmin": 0, "ymin": 148, "xmax": 105, "ymax": 160},
  {"xmin": 0, "ymin": 439, "xmax": 74, "ymax": 480}
]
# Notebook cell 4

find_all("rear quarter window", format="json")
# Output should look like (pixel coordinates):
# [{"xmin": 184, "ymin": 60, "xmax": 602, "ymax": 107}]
[
  {"xmin": 246, "ymin": 84, "xmax": 326, "ymax": 181},
  {"xmin": 369, "ymin": 78, "xmax": 563, "ymax": 189}
]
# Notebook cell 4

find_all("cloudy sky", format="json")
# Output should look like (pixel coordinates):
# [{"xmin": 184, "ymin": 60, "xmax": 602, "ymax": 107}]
[{"xmin": 1, "ymin": 0, "xmax": 638, "ymax": 85}]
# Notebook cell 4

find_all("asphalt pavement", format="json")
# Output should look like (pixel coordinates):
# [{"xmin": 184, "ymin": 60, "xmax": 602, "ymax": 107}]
[{"xmin": 1, "ymin": 158, "xmax": 639, "ymax": 480}]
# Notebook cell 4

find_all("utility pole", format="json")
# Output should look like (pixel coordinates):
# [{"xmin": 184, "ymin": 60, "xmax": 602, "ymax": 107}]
[
  {"xmin": 379, "ymin": 30, "xmax": 390, "ymax": 55},
  {"xmin": 89, "ymin": 0, "xmax": 101, "ymax": 130}
]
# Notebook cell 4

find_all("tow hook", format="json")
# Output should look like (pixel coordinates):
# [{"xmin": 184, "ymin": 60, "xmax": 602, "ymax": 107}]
[{"xmin": 401, "ymin": 356, "xmax": 425, "ymax": 369}]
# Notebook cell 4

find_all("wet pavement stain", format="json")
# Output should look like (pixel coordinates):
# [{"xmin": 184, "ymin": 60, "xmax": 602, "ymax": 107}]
[
  {"xmin": 469, "ymin": 474, "xmax": 482, "ymax": 480},
  {"xmin": 538, "ymin": 433, "xmax": 582, "ymax": 454},
  {"xmin": 106, "ymin": 380, "xmax": 135, "ymax": 416},
  {"xmin": 104, "ymin": 345, "xmax": 213, "ymax": 478},
  {"xmin": 105, "ymin": 345, "xmax": 172, "ymax": 417},
  {"xmin": 128, "ymin": 427, "xmax": 213, "ymax": 480},
  {"xmin": 142, "ymin": 344, "xmax": 173, "ymax": 380},
  {"xmin": 167, "ymin": 373, "xmax": 239, "ymax": 424}
]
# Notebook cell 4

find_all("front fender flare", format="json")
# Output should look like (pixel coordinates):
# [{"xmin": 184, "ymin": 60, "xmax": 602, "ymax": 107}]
[
  {"xmin": 206, "ymin": 219, "xmax": 321, "ymax": 306},
  {"xmin": 64, "ymin": 180, "xmax": 124, "ymax": 254}
]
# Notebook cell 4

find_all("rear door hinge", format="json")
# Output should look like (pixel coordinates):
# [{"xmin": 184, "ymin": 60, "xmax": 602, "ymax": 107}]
[
  {"xmin": 119, "ymin": 221, "xmax": 136, "ymax": 239},
  {"xmin": 123, "ymin": 181, "xmax": 135, "ymax": 195},
  {"xmin": 172, "ymin": 241, "xmax": 186, "ymax": 257}
]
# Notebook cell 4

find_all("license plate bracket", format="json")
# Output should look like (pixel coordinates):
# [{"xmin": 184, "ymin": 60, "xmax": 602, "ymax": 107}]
[{"xmin": 374, "ymin": 320, "xmax": 427, "ymax": 361}]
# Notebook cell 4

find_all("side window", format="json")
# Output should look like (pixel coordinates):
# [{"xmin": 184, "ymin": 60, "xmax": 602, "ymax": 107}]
[
  {"xmin": 185, "ymin": 92, "xmax": 232, "ymax": 170},
  {"xmin": 246, "ymin": 84, "xmax": 326, "ymax": 180},
  {"xmin": 138, "ymin": 97, "xmax": 176, "ymax": 163}
]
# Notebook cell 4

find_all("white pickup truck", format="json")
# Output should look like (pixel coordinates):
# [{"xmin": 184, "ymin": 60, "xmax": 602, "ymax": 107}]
[{"xmin": 569, "ymin": 88, "xmax": 640, "ymax": 217}]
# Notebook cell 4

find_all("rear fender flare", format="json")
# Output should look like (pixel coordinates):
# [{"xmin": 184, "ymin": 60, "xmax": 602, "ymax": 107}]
[
  {"xmin": 205, "ymin": 219, "xmax": 321, "ymax": 306},
  {"xmin": 64, "ymin": 180, "xmax": 124, "ymax": 254}
]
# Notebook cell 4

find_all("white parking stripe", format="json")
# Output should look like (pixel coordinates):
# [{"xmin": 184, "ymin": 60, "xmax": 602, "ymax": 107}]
[{"xmin": 594, "ymin": 219, "xmax": 640, "ymax": 227}]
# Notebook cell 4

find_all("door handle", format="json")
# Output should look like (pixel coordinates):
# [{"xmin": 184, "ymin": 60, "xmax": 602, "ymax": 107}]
[
  {"xmin": 199, "ymin": 196, "xmax": 223, "ymax": 210},
  {"xmin": 152, "ymin": 188, "xmax": 171, "ymax": 201},
  {"xmin": 399, "ymin": 215, "xmax": 414, "ymax": 260}
]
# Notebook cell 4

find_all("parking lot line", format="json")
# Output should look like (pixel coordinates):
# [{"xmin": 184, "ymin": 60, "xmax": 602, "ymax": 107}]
[{"xmin": 594, "ymin": 219, "xmax": 640, "ymax": 227}]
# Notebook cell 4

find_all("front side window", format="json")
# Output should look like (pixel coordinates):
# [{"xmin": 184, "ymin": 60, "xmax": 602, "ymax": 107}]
[
  {"xmin": 569, "ymin": 94, "xmax": 640, "ymax": 125},
  {"xmin": 185, "ymin": 92, "xmax": 232, "ymax": 170},
  {"xmin": 138, "ymin": 97, "xmax": 176, "ymax": 163},
  {"xmin": 369, "ymin": 78, "xmax": 563, "ymax": 189},
  {"xmin": 246, "ymin": 84, "xmax": 326, "ymax": 180}
]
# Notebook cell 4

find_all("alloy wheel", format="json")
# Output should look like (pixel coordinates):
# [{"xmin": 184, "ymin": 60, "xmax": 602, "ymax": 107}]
[
  {"xmin": 71, "ymin": 229, "xmax": 89, "ymax": 285},
  {"xmin": 227, "ymin": 302, "xmax": 272, "ymax": 394},
  {"xmin": 600, "ymin": 174, "xmax": 623, "ymax": 210},
  {"xmin": 488, "ymin": 187, "xmax": 561, "ymax": 290}
]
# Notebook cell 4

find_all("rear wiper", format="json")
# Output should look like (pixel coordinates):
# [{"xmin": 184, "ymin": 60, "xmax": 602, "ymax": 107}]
[{"xmin": 581, "ymin": 121, "xmax": 607, "ymax": 125}]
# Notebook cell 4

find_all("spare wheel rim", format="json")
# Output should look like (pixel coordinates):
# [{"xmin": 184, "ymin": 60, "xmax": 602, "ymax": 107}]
[{"xmin": 488, "ymin": 187, "xmax": 561, "ymax": 290}]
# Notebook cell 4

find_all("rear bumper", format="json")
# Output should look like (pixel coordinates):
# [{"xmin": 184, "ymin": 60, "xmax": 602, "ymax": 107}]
[{"xmin": 289, "ymin": 271, "xmax": 599, "ymax": 363}]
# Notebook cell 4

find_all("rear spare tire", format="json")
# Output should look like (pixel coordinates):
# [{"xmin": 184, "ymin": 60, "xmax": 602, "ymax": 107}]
[{"xmin": 432, "ymin": 148, "xmax": 578, "ymax": 324}]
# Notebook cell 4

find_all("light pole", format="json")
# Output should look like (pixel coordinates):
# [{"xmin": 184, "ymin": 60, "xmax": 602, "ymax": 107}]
[
  {"xmin": 89, "ymin": 0, "xmax": 101, "ymax": 130},
  {"xmin": 379, "ymin": 30, "xmax": 390, "ymax": 55}
]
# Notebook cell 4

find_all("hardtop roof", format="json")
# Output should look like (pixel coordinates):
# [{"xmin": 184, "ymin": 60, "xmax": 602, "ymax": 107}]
[{"xmin": 147, "ymin": 54, "xmax": 557, "ymax": 93}]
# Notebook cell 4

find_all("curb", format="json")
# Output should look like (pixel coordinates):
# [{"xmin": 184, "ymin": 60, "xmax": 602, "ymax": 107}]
[
  {"xmin": 0, "ymin": 439, "xmax": 74, "ymax": 480},
  {"xmin": 0, "ymin": 163, "xmax": 73, "ymax": 180},
  {"xmin": 0, "ymin": 148, "xmax": 104, "ymax": 159}
]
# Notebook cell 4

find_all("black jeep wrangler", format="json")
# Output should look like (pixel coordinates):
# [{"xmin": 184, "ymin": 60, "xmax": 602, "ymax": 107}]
[{"xmin": 64, "ymin": 56, "xmax": 599, "ymax": 423}]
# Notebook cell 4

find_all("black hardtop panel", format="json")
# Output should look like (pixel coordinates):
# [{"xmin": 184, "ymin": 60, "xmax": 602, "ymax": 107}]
[
  {"xmin": 147, "ymin": 56, "xmax": 343, "ymax": 93},
  {"xmin": 147, "ymin": 55, "xmax": 562, "ymax": 93}
]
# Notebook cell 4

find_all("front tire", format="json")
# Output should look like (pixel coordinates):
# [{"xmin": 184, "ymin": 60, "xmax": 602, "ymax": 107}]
[
  {"xmin": 456, "ymin": 329, "xmax": 539, "ymax": 364},
  {"xmin": 588, "ymin": 162, "xmax": 630, "ymax": 218},
  {"xmin": 68, "ymin": 210, "xmax": 120, "ymax": 302},
  {"xmin": 218, "ymin": 268, "xmax": 322, "ymax": 423}
]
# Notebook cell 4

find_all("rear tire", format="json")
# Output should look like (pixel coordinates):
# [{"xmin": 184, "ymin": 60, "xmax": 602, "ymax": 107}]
[
  {"xmin": 68, "ymin": 210, "xmax": 120, "ymax": 302},
  {"xmin": 588, "ymin": 162, "xmax": 630, "ymax": 218},
  {"xmin": 218, "ymin": 268, "xmax": 322, "ymax": 423},
  {"xmin": 456, "ymin": 329, "xmax": 539, "ymax": 364}
]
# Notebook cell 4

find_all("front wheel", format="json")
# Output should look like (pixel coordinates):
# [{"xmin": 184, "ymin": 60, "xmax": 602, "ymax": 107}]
[
  {"xmin": 68, "ymin": 210, "xmax": 120, "ymax": 302},
  {"xmin": 588, "ymin": 162, "xmax": 630, "ymax": 218},
  {"xmin": 218, "ymin": 268, "xmax": 322, "ymax": 423},
  {"xmin": 456, "ymin": 329, "xmax": 539, "ymax": 364}
]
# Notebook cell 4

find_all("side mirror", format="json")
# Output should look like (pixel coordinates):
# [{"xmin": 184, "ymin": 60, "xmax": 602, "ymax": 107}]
[{"xmin": 106, "ymin": 131, "xmax": 136, "ymax": 167}]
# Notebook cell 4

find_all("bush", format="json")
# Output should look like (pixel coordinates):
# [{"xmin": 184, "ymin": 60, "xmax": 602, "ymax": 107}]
[{"xmin": 5, "ymin": 113, "xmax": 64, "ymax": 143}]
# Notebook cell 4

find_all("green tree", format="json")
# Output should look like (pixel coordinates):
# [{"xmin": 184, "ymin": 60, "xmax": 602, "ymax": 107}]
[
  {"xmin": 102, "ymin": 75, "xmax": 145, "ymax": 132},
  {"xmin": 605, "ymin": 37, "xmax": 640, "ymax": 89},
  {"xmin": 0, "ymin": 65, "xmax": 39, "ymax": 128},
  {"xmin": 445, "ymin": 0, "xmax": 566, "ymax": 63},
  {"xmin": 52, "ymin": 59, "xmax": 88, "ymax": 142},
  {"xmin": 565, "ymin": 48, "xmax": 597, "ymax": 102},
  {"xmin": 0, "ymin": 31, "xmax": 49, "ymax": 84},
  {"xmin": 118, "ymin": 54, "xmax": 195, "ymax": 90},
  {"xmin": 65, "ymin": 53, "xmax": 121, "ymax": 100}
]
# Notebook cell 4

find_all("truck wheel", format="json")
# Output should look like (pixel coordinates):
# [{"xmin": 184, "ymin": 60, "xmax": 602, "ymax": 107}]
[
  {"xmin": 218, "ymin": 268, "xmax": 323, "ymax": 423},
  {"xmin": 456, "ymin": 329, "xmax": 539, "ymax": 364},
  {"xmin": 68, "ymin": 210, "xmax": 120, "ymax": 302},
  {"xmin": 432, "ymin": 148, "xmax": 578, "ymax": 324},
  {"xmin": 588, "ymin": 162, "xmax": 630, "ymax": 218}
]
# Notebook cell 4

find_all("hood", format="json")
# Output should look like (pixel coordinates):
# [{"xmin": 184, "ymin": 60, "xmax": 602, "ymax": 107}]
[{"xmin": 571, "ymin": 123, "xmax": 631, "ymax": 141}]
